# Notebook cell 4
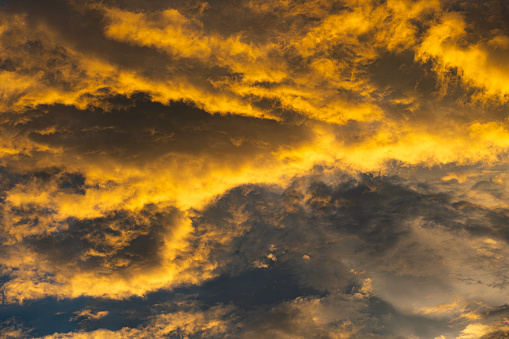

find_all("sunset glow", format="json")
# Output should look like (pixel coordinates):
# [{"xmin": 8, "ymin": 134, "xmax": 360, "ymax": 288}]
[{"xmin": 1, "ymin": 1, "xmax": 509, "ymax": 338}]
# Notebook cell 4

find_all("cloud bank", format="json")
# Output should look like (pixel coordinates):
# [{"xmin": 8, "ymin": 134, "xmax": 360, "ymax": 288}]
[{"xmin": 1, "ymin": 0, "xmax": 509, "ymax": 338}]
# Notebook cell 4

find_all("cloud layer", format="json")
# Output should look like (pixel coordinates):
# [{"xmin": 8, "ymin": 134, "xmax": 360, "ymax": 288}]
[{"xmin": 1, "ymin": 0, "xmax": 509, "ymax": 338}]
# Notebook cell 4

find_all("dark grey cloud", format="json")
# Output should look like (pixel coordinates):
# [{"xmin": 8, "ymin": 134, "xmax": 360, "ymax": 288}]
[
  {"xmin": 0, "ymin": 93, "xmax": 312, "ymax": 172},
  {"xmin": 185, "ymin": 169, "xmax": 509, "ymax": 336},
  {"xmin": 25, "ymin": 206, "xmax": 172, "ymax": 274},
  {"xmin": 3, "ymin": 0, "xmax": 171, "ymax": 72},
  {"xmin": 3, "ymin": 166, "xmax": 509, "ymax": 337}
]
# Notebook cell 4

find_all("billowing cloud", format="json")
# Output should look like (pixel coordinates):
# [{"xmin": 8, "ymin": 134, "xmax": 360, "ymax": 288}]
[{"xmin": 1, "ymin": 0, "xmax": 509, "ymax": 338}]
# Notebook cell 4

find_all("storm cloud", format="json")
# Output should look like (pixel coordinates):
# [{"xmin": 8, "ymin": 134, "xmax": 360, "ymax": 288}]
[{"xmin": 1, "ymin": 0, "xmax": 509, "ymax": 338}]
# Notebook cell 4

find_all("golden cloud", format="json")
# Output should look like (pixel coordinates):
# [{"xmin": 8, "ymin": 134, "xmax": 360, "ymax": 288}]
[{"xmin": 1, "ymin": 1, "xmax": 509, "ymax": 337}]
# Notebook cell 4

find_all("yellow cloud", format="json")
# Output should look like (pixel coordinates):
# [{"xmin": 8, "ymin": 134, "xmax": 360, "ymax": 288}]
[
  {"xmin": 416, "ymin": 298, "xmax": 483, "ymax": 321},
  {"xmin": 70, "ymin": 309, "xmax": 109, "ymax": 322},
  {"xmin": 98, "ymin": 0, "xmax": 440, "ymax": 125},
  {"xmin": 417, "ymin": 12, "xmax": 509, "ymax": 102},
  {"xmin": 103, "ymin": 7, "xmax": 287, "ymax": 84},
  {"xmin": 40, "ymin": 304, "xmax": 233, "ymax": 339},
  {"xmin": 0, "ymin": 11, "xmax": 272, "ymax": 119},
  {"xmin": 458, "ymin": 320, "xmax": 509, "ymax": 339},
  {"xmin": 0, "ymin": 210, "xmax": 221, "ymax": 303}
]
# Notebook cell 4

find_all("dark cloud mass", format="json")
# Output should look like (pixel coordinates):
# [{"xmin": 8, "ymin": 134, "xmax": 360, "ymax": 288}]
[{"xmin": 1, "ymin": 0, "xmax": 509, "ymax": 338}]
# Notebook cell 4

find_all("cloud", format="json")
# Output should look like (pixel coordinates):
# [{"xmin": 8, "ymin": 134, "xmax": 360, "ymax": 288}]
[
  {"xmin": 0, "ymin": 319, "xmax": 32, "ymax": 339},
  {"xmin": 416, "ymin": 11, "xmax": 509, "ymax": 103},
  {"xmin": 0, "ymin": 203, "xmax": 223, "ymax": 303},
  {"xmin": 193, "ymin": 169, "xmax": 509, "ymax": 337},
  {"xmin": 39, "ymin": 302, "xmax": 235, "ymax": 339},
  {"xmin": 3, "ymin": 164, "xmax": 509, "ymax": 336},
  {"xmin": 69, "ymin": 309, "xmax": 108, "ymax": 322},
  {"xmin": 238, "ymin": 293, "xmax": 368, "ymax": 339},
  {"xmin": 1, "ymin": 0, "xmax": 509, "ymax": 337}
]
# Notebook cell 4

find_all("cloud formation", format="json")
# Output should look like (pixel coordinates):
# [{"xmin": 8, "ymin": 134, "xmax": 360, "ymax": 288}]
[{"xmin": 1, "ymin": 0, "xmax": 509, "ymax": 338}]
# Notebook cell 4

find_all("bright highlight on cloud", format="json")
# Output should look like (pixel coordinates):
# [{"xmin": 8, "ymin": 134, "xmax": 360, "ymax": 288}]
[{"xmin": 1, "ymin": 0, "xmax": 509, "ymax": 338}]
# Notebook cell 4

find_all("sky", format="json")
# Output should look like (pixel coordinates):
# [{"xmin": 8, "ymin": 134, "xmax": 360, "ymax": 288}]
[{"xmin": 1, "ymin": 0, "xmax": 509, "ymax": 338}]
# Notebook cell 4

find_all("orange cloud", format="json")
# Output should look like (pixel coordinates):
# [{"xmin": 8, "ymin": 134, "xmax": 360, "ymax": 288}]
[
  {"xmin": 417, "ymin": 12, "xmax": 509, "ymax": 102},
  {"xmin": 41, "ymin": 303, "xmax": 234, "ymax": 338}
]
